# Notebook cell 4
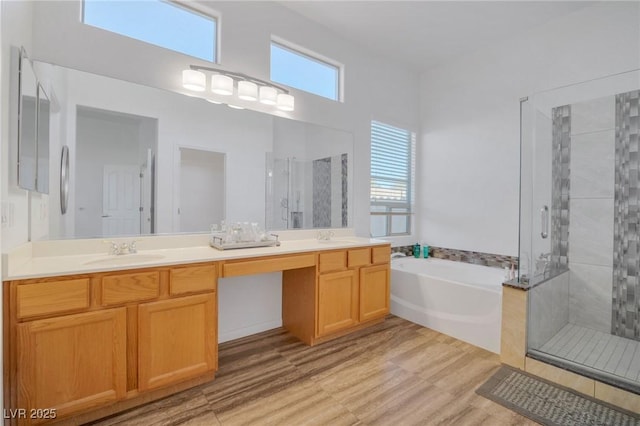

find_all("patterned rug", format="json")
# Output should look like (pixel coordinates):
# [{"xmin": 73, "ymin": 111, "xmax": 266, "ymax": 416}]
[{"xmin": 476, "ymin": 366, "xmax": 640, "ymax": 426}]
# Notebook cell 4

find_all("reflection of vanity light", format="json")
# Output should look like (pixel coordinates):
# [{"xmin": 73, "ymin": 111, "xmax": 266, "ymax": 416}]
[
  {"xmin": 206, "ymin": 99, "xmax": 223, "ymax": 105},
  {"xmin": 227, "ymin": 104, "xmax": 244, "ymax": 110},
  {"xmin": 259, "ymin": 86, "xmax": 278, "ymax": 105},
  {"xmin": 181, "ymin": 65, "xmax": 294, "ymax": 111},
  {"xmin": 276, "ymin": 94, "xmax": 295, "ymax": 111}
]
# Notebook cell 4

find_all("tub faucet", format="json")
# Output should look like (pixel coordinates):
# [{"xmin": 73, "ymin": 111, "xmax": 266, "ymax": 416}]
[
  {"xmin": 391, "ymin": 252, "xmax": 407, "ymax": 259},
  {"xmin": 535, "ymin": 253, "xmax": 551, "ymax": 278}
]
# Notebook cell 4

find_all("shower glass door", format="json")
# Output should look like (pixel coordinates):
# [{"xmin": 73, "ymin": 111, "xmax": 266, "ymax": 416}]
[{"xmin": 523, "ymin": 69, "xmax": 640, "ymax": 392}]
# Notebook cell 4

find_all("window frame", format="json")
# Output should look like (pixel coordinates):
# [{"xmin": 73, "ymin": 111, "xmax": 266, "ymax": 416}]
[
  {"xmin": 81, "ymin": 0, "xmax": 220, "ymax": 63},
  {"xmin": 370, "ymin": 120, "xmax": 416, "ymax": 239},
  {"xmin": 270, "ymin": 36, "xmax": 344, "ymax": 102}
]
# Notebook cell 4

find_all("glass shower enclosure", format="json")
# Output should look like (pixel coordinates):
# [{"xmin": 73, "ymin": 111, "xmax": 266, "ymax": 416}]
[{"xmin": 521, "ymin": 69, "xmax": 640, "ymax": 392}]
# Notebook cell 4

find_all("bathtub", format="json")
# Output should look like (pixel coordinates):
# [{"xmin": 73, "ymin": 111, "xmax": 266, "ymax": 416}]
[{"xmin": 390, "ymin": 257, "xmax": 504, "ymax": 353}]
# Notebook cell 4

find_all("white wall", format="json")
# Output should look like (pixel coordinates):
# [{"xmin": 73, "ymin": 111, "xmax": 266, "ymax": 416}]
[
  {"xmin": 419, "ymin": 1, "xmax": 640, "ymax": 256},
  {"xmin": 1, "ymin": 1, "xmax": 419, "ymax": 348}
]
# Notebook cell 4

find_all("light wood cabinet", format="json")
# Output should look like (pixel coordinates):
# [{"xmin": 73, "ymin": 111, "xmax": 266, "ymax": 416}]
[
  {"xmin": 5, "ymin": 244, "xmax": 389, "ymax": 424},
  {"xmin": 317, "ymin": 269, "xmax": 359, "ymax": 337},
  {"xmin": 138, "ymin": 293, "xmax": 217, "ymax": 391},
  {"xmin": 313, "ymin": 246, "xmax": 390, "ymax": 341},
  {"xmin": 5, "ymin": 262, "xmax": 218, "ymax": 425},
  {"xmin": 16, "ymin": 309, "xmax": 127, "ymax": 424},
  {"xmin": 359, "ymin": 264, "xmax": 390, "ymax": 322}
]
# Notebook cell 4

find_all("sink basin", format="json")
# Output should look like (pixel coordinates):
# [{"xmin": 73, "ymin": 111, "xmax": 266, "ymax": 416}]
[
  {"xmin": 83, "ymin": 254, "xmax": 165, "ymax": 266},
  {"xmin": 316, "ymin": 239, "xmax": 360, "ymax": 245}
]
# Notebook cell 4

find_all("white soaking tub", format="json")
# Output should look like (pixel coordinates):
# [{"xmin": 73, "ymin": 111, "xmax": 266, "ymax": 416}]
[{"xmin": 390, "ymin": 257, "xmax": 504, "ymax": 353}]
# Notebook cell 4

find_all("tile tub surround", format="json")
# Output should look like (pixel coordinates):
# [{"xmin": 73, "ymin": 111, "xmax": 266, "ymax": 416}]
[{"xmin": 392, "ymin": 245, "xmax": 517, "ymax": 269}]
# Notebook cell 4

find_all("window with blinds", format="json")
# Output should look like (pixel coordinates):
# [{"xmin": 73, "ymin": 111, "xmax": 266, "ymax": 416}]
[{"xmin": 370, "ymin": 121, "xmax": 415, "ymax": 237}]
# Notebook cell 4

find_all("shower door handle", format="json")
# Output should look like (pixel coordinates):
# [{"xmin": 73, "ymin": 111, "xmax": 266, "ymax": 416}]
[{"xmin": 540, "ymin": 205, "xmax": 549, "ymax": 239}]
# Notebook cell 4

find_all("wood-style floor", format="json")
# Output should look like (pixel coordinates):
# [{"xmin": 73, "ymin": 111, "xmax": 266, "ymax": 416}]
[{"xmin": 89, "ymin": 316, "xmax": 539, "ymax": 426}]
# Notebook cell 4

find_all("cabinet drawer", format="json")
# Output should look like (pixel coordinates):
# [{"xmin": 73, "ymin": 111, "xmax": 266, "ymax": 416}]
[
  {"xmin": 372, "ymin": 245, "xmax": 391, "ymax": 264},
  {"xmin": 319, "ymin": 251, "xmax": 347, "ymax": 273},
  {"xmin": 17, "ymin": 279, "xmax": 90, "ymax": 319},
  {"xmin": 223, "ymin": 254, "xmax": 315, "ymax": 277},
  {"xmin": 170, "ymin": 264, "xmax": 217, "ymax": 295},
  {"xmin": 101, "ymin": 271, "xmax": 160, "ymax": 306},
  {"xmin": 347, "ymin": 248, "xmax": 371, "ymax": 268}
]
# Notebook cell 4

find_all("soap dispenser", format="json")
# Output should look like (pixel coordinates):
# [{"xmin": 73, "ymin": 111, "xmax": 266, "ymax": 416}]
[{"xmin": 413, "ymin": 242, "xmax": 421, "ymax": 258}]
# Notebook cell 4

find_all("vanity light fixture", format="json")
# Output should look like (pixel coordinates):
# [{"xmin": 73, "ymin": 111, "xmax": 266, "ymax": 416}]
[
  {"xmin": 181, "ymin": 65, "xmax": 294, "ymax": 111},
  {"xmin": 182, "ymin": 69, "xmax": 206, "ymax": 91}
]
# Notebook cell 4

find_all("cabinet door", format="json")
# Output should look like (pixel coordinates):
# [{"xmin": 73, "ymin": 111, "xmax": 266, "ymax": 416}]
[
  {"xmin": 359, "ymin": 264, "xmax": 390, "ymax": 322},
  {"xmin": 317, "ymin": 270, "xmax": 358, "ymax": 337},
  {"xmin": 138, "ymin": 293, "xmax": 217, "ymax": 391},
  {"xmin": 17, "ymin": 309, "xmax": 126, "ymax": 422}
]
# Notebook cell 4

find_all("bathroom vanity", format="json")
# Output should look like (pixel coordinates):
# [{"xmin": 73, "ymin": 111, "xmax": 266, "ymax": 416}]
[{"xmin": 2, "ymin": 236, "xmax": 390, "ymax": 425}]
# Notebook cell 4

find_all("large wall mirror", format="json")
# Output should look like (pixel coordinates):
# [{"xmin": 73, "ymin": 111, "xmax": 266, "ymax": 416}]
[{"xmin": 32, "ymin": 61, "xmax": 353, "ymax": 240}]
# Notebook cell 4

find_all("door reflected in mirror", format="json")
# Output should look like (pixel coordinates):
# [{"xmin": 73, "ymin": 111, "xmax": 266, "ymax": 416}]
[
  {"xmin": 179, "ymin": 148, "xmax": 225, "ymax": 233},
  {"xmin": 75, "ymin": 106, "xmax": 157, "ymax": 238}
]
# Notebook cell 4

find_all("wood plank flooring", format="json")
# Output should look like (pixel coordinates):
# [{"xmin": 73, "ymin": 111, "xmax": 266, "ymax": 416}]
[
  {"xmin": 88, "ymin": 316, "xmax": 538, "ymax": 426},
  {"xmin": 540, "ymin": 323, "xmax": 640, "ymax": 383}
]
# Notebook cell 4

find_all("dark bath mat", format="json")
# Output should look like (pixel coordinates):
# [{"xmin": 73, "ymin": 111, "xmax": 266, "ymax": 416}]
[{"xmin": 476, "ymin": 366, "xmax": 640, "ymax": 426}]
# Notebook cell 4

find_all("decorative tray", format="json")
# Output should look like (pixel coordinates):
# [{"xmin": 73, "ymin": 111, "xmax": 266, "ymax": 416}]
[{"xmin": 209, "ymin": 236, "xmax": 280, "ymax": 250}]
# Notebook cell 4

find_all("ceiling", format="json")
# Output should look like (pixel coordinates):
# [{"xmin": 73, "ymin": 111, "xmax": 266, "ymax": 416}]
[{"xmin": 279, "ymin": 1, "xmax": 597, "ymax": 72}]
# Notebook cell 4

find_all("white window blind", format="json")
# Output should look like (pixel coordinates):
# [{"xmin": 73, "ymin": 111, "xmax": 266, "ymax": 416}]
[{"xmin": 370, "ymin": 121, "xmax": 415, "ymax": 237}]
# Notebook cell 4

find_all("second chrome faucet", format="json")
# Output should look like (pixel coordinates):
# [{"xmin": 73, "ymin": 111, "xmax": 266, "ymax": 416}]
[{"xmin": 107, "ymin": 240, "xmax": 138, "ymax": 255}]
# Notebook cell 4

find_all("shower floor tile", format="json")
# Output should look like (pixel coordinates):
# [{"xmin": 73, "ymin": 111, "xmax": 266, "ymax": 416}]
[{"xmin": 540, "ymin": 323, "xmax": 640, "ymax": 383}]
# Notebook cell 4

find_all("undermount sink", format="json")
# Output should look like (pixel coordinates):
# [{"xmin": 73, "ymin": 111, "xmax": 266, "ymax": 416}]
[
  {"xmin": 316, "ymin": 238, "xmax": 360, "ymax": 245},
  {"xmin": 83, "ymin": 254, "xmax": 166, "ymax": 266}
]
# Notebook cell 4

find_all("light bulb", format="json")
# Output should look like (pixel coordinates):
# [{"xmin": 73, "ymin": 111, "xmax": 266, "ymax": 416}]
[
  {"xmin": 276, "ymin": 93, "xmax": 295, "ymax": 111},
  {"xmin": 259, "ymin": 86, "xmax": 278, "ymax": 105},
  {"xmin": 211, "ymin": 74, "xmax": 233, "ymax": 95},
  {"xmin": 182, "ymin": 69, "xmax": 206, "ymax": 91},
  {"xmin": 238, "ymin": 81, "xmax": 258, "ymax": 101}
]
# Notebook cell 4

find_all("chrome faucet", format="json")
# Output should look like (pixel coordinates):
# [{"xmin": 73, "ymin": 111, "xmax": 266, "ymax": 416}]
[
  {"xmin": 317, "ymin": 230, "xmax": 334, "ymax": 241},
  {"xmin": 105, "ymin": 240, "xmax": 138, "ymax": 255}
]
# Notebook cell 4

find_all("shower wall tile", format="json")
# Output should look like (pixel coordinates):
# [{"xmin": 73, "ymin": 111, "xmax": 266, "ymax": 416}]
[
  {"xmin": 529, "ymin": 271, "xmax": 570, "ymax": 349},
  {"xmin": 571, "ymin": 95, "xmax": 615, "ymax": 135},
  {"xmin": 568, "ymin": 198, "xmax": 614, "ymax": 267},
  {"xmin": 569, "ymin": 263, "xmax": 613, "ymax": 333},
  {"xmin": 551, "ymin": 105, "xmax": 571, "ymax": 270},
  {"xmin": 612, "ymin": 89, "xmax": 640, "ymax": 340},
  {"xmin": 570, "ymin": 130, "xmax": 615, "ymax": 199},
  {"xmin": 312, "ymin": 158, "xmax": 332, "ymax": 228}
]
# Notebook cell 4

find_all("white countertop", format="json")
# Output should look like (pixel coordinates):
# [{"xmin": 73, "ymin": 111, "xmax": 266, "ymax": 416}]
[{"xmin": 4, "ymin": 234, "xmax": 389, "ymax": 280}]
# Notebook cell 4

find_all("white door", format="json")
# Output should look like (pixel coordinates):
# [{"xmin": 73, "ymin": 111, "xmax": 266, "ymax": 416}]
[{"xmin": 102, "ymin": 165, "xmax": 141, "ymax": 236}]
